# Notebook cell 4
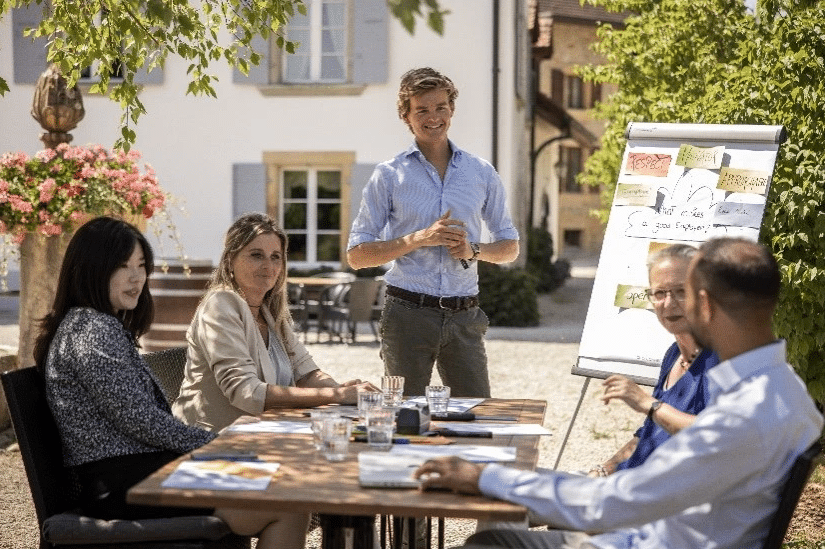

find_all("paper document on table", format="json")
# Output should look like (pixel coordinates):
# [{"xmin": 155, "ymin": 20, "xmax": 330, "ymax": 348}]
[
  {"xmin": 162, "ymin": 460, "xmax": 281, "ymax": 491},
  {"xmin": 390, "ymin": 445, "xmax": 517, "ymax": 463},
  {"xmin": 358, "ymin": 452, "xmax": 423, "ymax": 488},
  {"xmin": 226, "ymin": 420, "xmax": 312, "ymax": 434},
  {"xmin": 404, "ymin": 397, "xmax": 484, "ymax": 412},
  {"xmin": 434, "ymin": 423, "xmax": 551, "ymax": 436}
]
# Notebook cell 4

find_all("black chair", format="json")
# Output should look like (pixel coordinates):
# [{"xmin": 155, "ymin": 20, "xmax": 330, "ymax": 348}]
[
  {"xmin": 316, "ymin": 282, "xmax": 352, "ymax": 342},
  {"xmin": 1, "ymin": 366, "xmax": 249, "ymax": 549},
  {"xmin": 287, "ymin": 282, "xmax": 309, "ymax": 339},
  {"xmin": 761, "ymin": 440, "xmax": 821, "ymax": 549},
  {"xmin": 141, "ymin": 346, "xmax": 188, "ymax": 405},
  {"xmin": 325, "ymin": 277, "xmax": 382, "ymax": 343}
]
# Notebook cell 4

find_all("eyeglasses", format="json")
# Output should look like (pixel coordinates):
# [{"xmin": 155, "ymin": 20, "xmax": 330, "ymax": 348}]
[{"xmin": 645, "ymin": 287, "xmax": 687, "ymax": 304}]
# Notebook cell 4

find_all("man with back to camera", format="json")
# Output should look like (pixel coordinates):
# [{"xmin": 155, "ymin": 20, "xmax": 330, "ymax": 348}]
[
  {"xmin": 415, "ymin": 237, "xmax": 823, "ymax": 549},
  {"xmin": 347, "ymin": 67, "xmax": 519, "ymax": 398}
]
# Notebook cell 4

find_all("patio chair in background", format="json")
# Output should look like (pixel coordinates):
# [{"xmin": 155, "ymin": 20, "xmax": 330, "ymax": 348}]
[
  {"xmin": 0, "ymin": 366, "xmax": 250, "ymax": 549},
  {"xmin": 315, "ymin": 282, "xmax": 352, "ymax": 343},
  {"xmin": 287, "ymin": 283, "xmax": 309, "ymax": 339},
  {"xmin": 303, "ymin": 272, "xmax": 355, "ymax": 342},
  {"xmin": 326, "ymin": 277, "xmax": 381, "ymax": 343}
]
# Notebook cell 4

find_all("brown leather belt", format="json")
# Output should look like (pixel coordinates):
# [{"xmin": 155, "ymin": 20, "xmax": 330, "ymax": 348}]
[{"xmin": 386, "ymin": 285, "xmax": 479, "ymax": 311}]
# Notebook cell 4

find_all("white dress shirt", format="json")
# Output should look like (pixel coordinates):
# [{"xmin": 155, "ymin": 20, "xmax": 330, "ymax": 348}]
[{"xmin": 479, "ymin": 340, "xmax": 823, "ymax": 549}]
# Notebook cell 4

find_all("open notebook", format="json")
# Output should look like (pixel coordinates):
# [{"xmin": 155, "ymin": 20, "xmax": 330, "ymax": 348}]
[{"xmin": 358, "ymin": 452, "xmax": 424, "ymax": 488}]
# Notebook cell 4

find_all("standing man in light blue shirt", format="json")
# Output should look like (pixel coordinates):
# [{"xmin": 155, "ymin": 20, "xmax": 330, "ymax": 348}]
[
  {"xmin": 414, "ymin": 237, "xmax": 823, "ymax": 549},
  {"xmin": 347, "ymin": 67, "xmax": 520, "ymax": 398}
]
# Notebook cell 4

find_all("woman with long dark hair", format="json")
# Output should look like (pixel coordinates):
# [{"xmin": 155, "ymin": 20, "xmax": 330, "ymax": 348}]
[{"xmin": 35, "ymin": 216, "xmax": 307, "ymax": 549}]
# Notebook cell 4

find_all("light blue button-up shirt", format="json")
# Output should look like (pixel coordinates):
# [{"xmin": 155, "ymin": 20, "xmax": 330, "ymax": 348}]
[
  {"xmin": 348, "ymin": 141, "xmax": 519, "ymax": 297},
  {"xmin": 479, "ymin": 340, "xmax": 823, "ymax": 549}
]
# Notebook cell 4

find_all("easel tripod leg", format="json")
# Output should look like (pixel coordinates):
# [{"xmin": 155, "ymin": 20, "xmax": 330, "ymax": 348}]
[{"xmin": 553, "ymin": 377, "xmax": 591, "ymax": 471}]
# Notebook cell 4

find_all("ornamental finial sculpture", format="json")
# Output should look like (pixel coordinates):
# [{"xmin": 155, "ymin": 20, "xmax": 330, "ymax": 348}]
[{"xmin": 31, "ymin": 63, "xmax": 85, "ymax": 150}]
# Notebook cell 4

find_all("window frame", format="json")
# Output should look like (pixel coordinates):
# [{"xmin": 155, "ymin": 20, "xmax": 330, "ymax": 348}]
[
  {"xmin": 282, "ymin": 0, "xmax": 348, "ymax": 84},
  {"xmin": 560, "ymin": 145, "xmax": 583, "ymax": 194},
  {"xmin": 263, "ymin": 151, "xmax": 354, "ymax": 268}
]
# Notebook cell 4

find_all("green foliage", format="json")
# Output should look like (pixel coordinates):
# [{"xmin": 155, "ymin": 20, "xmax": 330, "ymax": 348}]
[
  {"xmin": 580, "ymin": 0, "xmax": 825, "ymax": 405},
  {"xmin": 478, "ymin": 263, "xmax": 540, "ymax": 327},
  {"xmin": 526, "ymin": 226, "xmax": 571, "ymax": 293},
  {"xmin": 387, "ymin": 0, "xmax": 449, "ymax": 35},
  {"xmin": 0, "ymin": 0, "xmax": 447, "ymax": 151}
]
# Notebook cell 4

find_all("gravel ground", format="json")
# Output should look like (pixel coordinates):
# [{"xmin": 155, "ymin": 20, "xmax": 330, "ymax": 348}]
[{"xmin": 0, "ymin": 262, "xmax": 648, "ymax": 549}]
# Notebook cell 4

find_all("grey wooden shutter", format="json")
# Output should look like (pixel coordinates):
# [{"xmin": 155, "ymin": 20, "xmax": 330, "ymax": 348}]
[
  {"xmin": 233, "ymin": 163, "xmax": 267, "ymax": 219},
  {"xmin": 12, "ymin": 5, "xmax": 49, "ymax": 84},
  {"xmin": 550, "ymin": 69, "xmax": 564, "ymax": 103},
  {"xmin": 350, "ymin": 163, "xmax": 377, "ymax": 225},
  {"xmin": 352, "ymin": 0, "xmax": 388, "ymax": 84},
  {"xmin": 233, "ymin": 35, "xmax": 269, "ymax": 84},
  {"xmin": 134, "ymin": 62, "xmax": 164, "ymax": 85}
]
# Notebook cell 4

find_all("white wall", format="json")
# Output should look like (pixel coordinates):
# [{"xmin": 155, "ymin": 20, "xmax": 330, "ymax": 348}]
[{"xmin": 0, "ymin": 0, "xmax": 525, "ymax": 266}]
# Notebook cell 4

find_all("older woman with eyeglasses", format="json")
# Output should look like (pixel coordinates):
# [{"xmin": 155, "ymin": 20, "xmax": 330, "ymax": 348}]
[{"xmin": 588, "ymin": 244, "xmax": 719, "ymax": 477}]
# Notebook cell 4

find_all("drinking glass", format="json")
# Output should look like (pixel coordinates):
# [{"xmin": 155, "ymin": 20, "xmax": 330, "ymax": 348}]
[
  {"xmin": 321, "ymin": 416, "xmax": 352, "ymax": 461},
  {"xmin": 426, "ymin": 385, "xmax": 451, "ymax": 413},
  {"xmin": 381, "ymin": 375, "xmax": 405, "ymax": 408},
  {"xmin": 357, "ymin": 389, "xmax": 383, "ymax": 422},
  {"xmin": 310, "ymin": 409, "xmax": 340, "ymax": 451},
  {"xmin": 366, "ymin": 406, "xmax": 396, "ymax": 451}
]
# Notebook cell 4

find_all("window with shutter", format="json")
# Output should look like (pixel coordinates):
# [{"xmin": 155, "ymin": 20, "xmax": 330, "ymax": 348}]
[
  {"xmin": 263, "ymin": 152, "xmax": 354, "ymax": 267},
  {"xmin": 236, "ymin": 0, "xmax": 387, "ymax": 95}
]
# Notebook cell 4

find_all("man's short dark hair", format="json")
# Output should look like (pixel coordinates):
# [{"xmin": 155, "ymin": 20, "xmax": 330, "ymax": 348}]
[{"xmin": 692, "ymin": 237, "xmax": 780, "ymax": 314}]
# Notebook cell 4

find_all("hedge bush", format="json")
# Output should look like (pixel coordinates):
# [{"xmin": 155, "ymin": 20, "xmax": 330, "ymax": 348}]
[{"xmin": 478, "ymin": 263, "xmax": 540, "ymax": 327}]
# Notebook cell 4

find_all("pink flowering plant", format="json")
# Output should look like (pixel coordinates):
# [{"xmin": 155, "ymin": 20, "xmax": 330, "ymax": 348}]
[{"xmin": 0, "ymin": 143, "xmax": 165, "ymax": 241}]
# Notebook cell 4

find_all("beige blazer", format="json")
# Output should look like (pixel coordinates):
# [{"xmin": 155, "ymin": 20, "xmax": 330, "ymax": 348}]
[{"xmin": 172, "ymin": 288, "xmax": 318, "ymax": 432}]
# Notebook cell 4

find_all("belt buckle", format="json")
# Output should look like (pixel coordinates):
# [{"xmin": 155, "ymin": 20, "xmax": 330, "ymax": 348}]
[{"xmin": 438, "ymin": 296, "xmax": 449, "ymax": 310}]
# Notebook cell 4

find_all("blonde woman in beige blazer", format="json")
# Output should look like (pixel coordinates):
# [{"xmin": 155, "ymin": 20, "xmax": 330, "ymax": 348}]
[
  {"xmin": 173, "ymin": 213, "xmax": 375, "ymax": 432},
  {"xmin": 173, "ymin": 213, "xmax": 377, "ymax": 549}
]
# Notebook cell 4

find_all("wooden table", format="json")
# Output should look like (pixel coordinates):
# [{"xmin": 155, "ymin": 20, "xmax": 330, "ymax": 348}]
[{"xmin": 128, "ymin": 399, "xmax": 547, "ymax": 548}]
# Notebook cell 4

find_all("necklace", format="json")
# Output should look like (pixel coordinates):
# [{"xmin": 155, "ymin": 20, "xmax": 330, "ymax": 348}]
[{"xmin": 678, "ymin": 348, "xmax": 700, "ymax": 370}]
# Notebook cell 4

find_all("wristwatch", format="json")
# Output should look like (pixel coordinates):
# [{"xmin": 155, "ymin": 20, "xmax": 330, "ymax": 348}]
[
  {"xmin": 468, "ymin": 242, "xmax": 480, "ymax": 263},
  {"xmin": 460, "ymin": 242, "xmax": 481, "ymax": 269},
  {"xmin": 647, "ymin": 399, "xmax": 663, "ymax": 421}
]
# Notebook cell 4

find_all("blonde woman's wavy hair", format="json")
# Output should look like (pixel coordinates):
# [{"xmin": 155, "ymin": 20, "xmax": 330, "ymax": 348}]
[{"xmin": 211, "ymin": 212, "xmax": 292, "ymax": 343}]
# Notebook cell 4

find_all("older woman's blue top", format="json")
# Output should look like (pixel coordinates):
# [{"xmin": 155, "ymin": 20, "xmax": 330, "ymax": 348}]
[{"xmin": 615, "ymin": 343, "xmax": 718, "ymax": 471}]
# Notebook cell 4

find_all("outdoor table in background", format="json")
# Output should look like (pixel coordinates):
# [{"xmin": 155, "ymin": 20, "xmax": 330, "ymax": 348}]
[{"xmin": 128, "ymin": 398, "xmax": 547, "ymax": 549}]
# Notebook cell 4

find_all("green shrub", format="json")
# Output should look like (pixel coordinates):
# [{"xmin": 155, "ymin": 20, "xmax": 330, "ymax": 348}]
[
  {"xmin": 478, "ymin": 263, "xmax": 540, "ymax": 327},
  {"xmin": 526, "ymin": 227, "xmax": 571, "ymax": 293}
]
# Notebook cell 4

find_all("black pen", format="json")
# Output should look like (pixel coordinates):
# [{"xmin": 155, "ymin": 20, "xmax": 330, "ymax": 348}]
[
  {"xmin": 431, "ymin": 412, "xmax": 517, "ymax": 422},
  {"xmin": 190, "ymin": 452, "xmax": 261, "ymax": 462},
  {"xmin": 353, "ymin": 435, "xmax": 410, "ymax": 444},
  {"xmin": 437, "ymin": 429, "xmax": 493, "ymax": 438}
]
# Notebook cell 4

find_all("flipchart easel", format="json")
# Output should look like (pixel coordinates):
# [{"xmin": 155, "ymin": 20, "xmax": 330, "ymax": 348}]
[{"xmin": 553, "ymin": 122, "xmax": 786, "ymax": 469}]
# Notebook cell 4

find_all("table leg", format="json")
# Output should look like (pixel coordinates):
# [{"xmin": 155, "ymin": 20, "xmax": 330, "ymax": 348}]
[{"xmin": 320, "ymin": 514, "xmax": 375, "ymax": 549}]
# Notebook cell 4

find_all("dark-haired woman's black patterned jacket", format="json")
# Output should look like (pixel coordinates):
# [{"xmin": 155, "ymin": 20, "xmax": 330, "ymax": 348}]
[{"xmin": 43, "ymin": 307, "xmax": 215, "ymax": 467}]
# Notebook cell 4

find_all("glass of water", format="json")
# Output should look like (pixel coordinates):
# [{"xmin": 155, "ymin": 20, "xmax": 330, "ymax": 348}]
[
  {"xmin": 310, "ymin": 409, "xmax": 340, "ymax": 451},
  {"xmin": 426, "ymin": 385, "xmax": 451, "ymax": 413},
  {"xmin": 321, "ymin": 416, "xmax": 352, "ymax": 461},
  {"xmin": 381, "ymin": 375, "xmax": 405, "ymax": 408},
  {"xmin": 357, "ymin": 389, "xmax": 383, "ymax": 422},
  {"xmin": 366, "ymin": 406, "xmax": 396, "ymax": 451}
]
